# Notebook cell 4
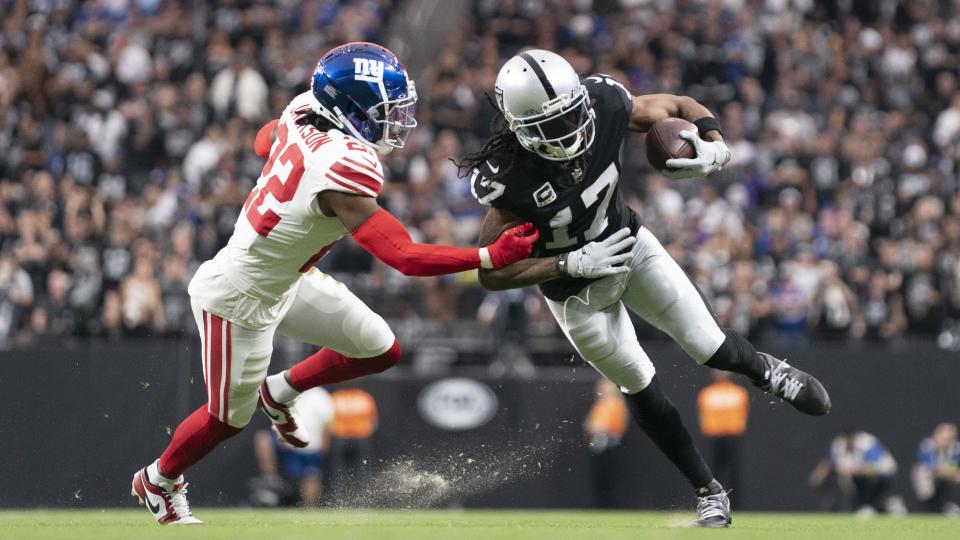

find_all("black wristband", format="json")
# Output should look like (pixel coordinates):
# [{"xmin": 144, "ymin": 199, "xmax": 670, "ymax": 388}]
[{"xmin": 694, "ymin": 117, "xmax": 722, "ymax": 138}]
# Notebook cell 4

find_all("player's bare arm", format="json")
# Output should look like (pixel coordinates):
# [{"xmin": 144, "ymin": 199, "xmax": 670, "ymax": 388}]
[
  {"xmin": 320, "ymin": 190, "xmax": 539, "ymax": 276},
  {"xmin": 477, "ymin": 207, "xmax": 561, "ymax": 291},
  {"xmin": 628, "ymin": 94, "xmax": 731, "ymax": 179},
  {"xmin": 628, "ymin": 95, "xmax": 720, "ymax": 140},
  {"xmin": 477, "ymin": 207, "xmax": 636, "ymax": 291},
  {"xmin": 316, "ymin": 190, "xmax": 380, "ymax": 228}
]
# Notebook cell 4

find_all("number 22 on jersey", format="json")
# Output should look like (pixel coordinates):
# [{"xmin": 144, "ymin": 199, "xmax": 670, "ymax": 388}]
[{"xmin": 244, "ymin": 122, "xmax": 306, "ymax": 236}]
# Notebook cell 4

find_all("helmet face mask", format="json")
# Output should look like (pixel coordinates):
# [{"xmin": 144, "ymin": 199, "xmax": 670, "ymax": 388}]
[
  {"xmin": 508, "ymin": 85, "xmax": 595, "ymax": 161},
  {"xmin": 496, "ymin": 49, "xmax": 597, "ymax": 162},
  {"xmin": 376, "ymin": 81, "xmax": 417, "ymax": 151}
]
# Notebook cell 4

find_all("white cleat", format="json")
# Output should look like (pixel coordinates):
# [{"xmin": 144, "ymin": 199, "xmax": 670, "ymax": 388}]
[
  {"xmin": 694, "ymin": 489, "xmax": 732, "ymax": 528},
  {"xmin": 258, "ymin": 381, "xmax": 309, "ymax": 448},
  {"xmin": 131, "ymin": 467, "xmax": 203, "ymax": 525}
]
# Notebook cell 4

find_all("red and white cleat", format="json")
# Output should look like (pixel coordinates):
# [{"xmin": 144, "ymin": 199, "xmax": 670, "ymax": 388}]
[
  {"xmin": 131, "ymin": 468, "xmax": 203, "ymax": 525},
  {"xmin": 257, "ymin": 381, "xmax": 309, "ymax": 448}
]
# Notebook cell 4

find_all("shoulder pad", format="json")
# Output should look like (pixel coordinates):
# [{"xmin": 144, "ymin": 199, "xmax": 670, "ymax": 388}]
[
  {"xmin": 307, "ymin": 135, "xmax": 384, "ymax": 198},
  {"xmin": 584, "ymin": 74, "xmax": 632, "ymax": 107}
]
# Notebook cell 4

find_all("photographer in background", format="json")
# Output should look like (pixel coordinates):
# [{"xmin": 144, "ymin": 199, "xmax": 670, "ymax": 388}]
[
  {"xmin": 913, "ymin": 423, "xmax": 960, "ymax": 516},
  {"xmin": 809, "ymin": 430, "xmax": 906, "ymax": 517},
  {"xmin": 251, "ymin": 388, "xmax": 334, "ymax": 508}
]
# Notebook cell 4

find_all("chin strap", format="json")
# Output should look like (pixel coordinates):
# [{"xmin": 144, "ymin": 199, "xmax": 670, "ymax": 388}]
[{"xmin": 535, "ymin": 131, "xmax": 584, "ymax": 160}]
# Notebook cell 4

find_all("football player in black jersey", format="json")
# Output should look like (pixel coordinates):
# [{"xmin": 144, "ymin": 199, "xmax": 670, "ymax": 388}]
[{"xmin": 460, "ymin": 49, "xmax": 832, "ymax": 527}]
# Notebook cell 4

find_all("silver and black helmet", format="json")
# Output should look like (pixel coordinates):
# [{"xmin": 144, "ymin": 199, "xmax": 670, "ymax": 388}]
[{"xmin": 494, "ymin": 49, "xmax": 595, "ymax": 161}]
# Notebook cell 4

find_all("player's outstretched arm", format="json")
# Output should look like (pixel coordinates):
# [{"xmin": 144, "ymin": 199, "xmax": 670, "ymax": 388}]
[
  {"xmin": 629, "ymin": 94, "xmax": 730, "ymax": 179},
  {"xmin": 477, "ymin": 208, "xmax": 563, "ymax": 291},
  {"xmin": 318, "ymin": 191, "xmax": 539, "ymax": 276},
  {"xmin": 476, "ymin": 208, "xmax": 636, "ymax": 291}
]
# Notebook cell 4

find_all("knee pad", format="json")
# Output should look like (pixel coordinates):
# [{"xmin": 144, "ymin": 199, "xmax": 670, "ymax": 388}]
[
  {"xmin": 345, "ymin": 310, "xmax": 396, "ymax": 358},
  {"xmin": 589, "ymin": 339, "xmax": 656, "ymax": 394},
  {"xmin": 658, "ymin": 302, "xmax": 725, "ymax": 364},
  {"xmin": 222, "ymin": 383, "xmax": 261, "ymax": 428}
]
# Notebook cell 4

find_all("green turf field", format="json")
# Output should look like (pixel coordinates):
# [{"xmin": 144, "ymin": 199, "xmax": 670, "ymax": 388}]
[{"xmin": 1, "ymin": 509, "xmax": 957, "ymax": 540}]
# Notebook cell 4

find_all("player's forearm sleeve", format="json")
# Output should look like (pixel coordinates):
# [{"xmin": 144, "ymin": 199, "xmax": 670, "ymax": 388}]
[
  {"xmin": 351, "ymin": 209, "xmax": 484, "ymax": 276},
  {"xmin": 254, "ymin": 119, "xmax": 279, "ymax": 158}
]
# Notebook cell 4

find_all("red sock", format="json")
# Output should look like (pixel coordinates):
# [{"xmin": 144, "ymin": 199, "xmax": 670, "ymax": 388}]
[
  {"xmin": 158, "ymin": 406, "xmax": 242, "ymax": 478},
  {"xmin": 288, "ymin": 340, "xmax": 401, "ymax": 391}
]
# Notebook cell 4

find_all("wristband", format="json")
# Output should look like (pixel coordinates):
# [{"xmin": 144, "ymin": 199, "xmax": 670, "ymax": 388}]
[
  {"xmin": 694, "ymin": 117, "xmax": 722, "ymax": 138},
  {"xmin": 555, "ymin": 254, "xmax": 568, "ymax": 276},
  {"xmin": 479, "ymin": 247, "xmax": 493, "ymax": 269}
]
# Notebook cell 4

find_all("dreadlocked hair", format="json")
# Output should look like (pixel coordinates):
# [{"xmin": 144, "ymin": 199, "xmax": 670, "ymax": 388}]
[
  {"xmin": 452, "ymin": 92, "xmax": 524, "ymax": 182},
  {"xmin": 294, "ymin": 108, "xmax": 337, "ymax": 132}
]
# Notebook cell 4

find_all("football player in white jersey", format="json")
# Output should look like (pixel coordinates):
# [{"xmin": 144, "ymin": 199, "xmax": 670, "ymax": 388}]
[{"xmin": 129, "ymin": 43, "xmax": 557, "ymax": 525}]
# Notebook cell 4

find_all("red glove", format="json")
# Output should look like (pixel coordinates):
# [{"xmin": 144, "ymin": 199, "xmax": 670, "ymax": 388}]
[
  {"xmin": 483, "ymin": 222, "xmax": 539, "ymax": 268},
  {"xmin": 254, "ymin": 119, "xmax": 279, "ymax": 158}
]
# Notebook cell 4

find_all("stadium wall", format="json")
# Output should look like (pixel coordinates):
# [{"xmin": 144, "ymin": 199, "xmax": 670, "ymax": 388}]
[{"xmin": 0, "ymin": 340, "xmax": 956, "ymax": 511}]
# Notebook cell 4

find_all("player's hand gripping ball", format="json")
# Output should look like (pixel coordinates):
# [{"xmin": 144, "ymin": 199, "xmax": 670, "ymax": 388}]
[
  {"xmin": 646, "ymin": 118, "xmax": 731, "ymax": 180},
  {"xmin": 486, "ymin": 222, "xmax": 540, "ymax": 268}
]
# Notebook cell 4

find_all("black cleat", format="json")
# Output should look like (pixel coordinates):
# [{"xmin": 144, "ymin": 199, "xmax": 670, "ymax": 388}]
[
  {"xmin": 753, "ymin": 352, "xmax": 831, "ymax": 416},
  {"xmin": 694, "ymin": 489, "xmax": 731, "ymax": 528}
]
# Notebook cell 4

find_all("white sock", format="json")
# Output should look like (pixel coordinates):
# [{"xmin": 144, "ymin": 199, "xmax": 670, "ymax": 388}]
[
  {"xmin": 147, "ymin": 460, "xmax": 178, "ymax": 489},
  {"xmin": 265, "ymin": 371, "xmax": 300, "ymax": 404}
]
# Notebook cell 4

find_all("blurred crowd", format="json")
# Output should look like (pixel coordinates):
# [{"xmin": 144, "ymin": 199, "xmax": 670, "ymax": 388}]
[{"xmin": 3, "ymin": 0, "xmax": 960, "ymax": 352}]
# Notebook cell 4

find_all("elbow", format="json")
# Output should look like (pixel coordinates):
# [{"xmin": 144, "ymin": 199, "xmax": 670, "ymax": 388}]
[
  {"xmin": 677, "ymin": 95, "xmax": 699, "ymax": 111},
  {"xmin": 394, "ymin": 260, "xmax": 417, "ymax": 276},
  {"xmin": 389, "ymin": 257, "xmax": 427, "ymax": 277}
]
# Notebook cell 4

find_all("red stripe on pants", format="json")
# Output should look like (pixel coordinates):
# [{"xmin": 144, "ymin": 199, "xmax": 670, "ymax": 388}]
[
  {"xmin": 202, "ymin": 312, "xmax": 208, "ymax": 392},
  {"xmin": 223, "ymin": 320, "xmax": 231, "ymax": 422},
  {"xmin": 208, "ymin": 314, "xmax": 223, "ymax": 421}
]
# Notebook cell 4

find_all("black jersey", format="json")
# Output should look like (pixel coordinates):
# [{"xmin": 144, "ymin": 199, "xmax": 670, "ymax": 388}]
[{"xmin": 472, "ymin": 74, "xmax": 640, "ymax": 301}]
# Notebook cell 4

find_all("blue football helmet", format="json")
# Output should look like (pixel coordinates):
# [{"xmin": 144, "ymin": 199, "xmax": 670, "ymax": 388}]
[{"xmin": 311, "ymin": 42, "xmax": 417, "ymax": 154}]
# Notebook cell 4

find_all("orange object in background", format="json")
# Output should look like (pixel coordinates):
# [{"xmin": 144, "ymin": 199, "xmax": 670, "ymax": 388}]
[
  {"xmin": 330, "ymin": 388, "xmax": 379, "ymax": 439},
  {"xmin": 697, "ymin": 377, "xmax": 749, "ymax": 437},
  {"xmin": 586, "ymin": 393, "xmax": 629, "ymax": 439}
]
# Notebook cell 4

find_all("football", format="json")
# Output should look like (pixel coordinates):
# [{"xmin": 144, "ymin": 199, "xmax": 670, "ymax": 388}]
[{"xmin": 645, "ymin": 117, "xmax": 697, "ymax": 171}]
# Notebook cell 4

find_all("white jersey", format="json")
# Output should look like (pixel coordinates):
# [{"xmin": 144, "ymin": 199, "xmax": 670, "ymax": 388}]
[{"xmin": 189, "ymin": 91, "xmax": 386, "ymax": 329}]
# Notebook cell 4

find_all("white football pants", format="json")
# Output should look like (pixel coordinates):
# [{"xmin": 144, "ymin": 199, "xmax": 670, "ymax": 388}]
[
  {"xmin": 546, "ymin": 227, "xmax": 726, "ymax": 394},
  {"xmin": 190, "ymin": 268, "xmax": 395, "ymax": 428}
]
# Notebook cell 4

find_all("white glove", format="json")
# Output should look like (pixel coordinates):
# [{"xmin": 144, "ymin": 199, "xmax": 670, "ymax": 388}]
[
  {"xmin": 663, "ymin": 130, "xmax": 731, "ymax": 180},
  {"xmin": 564, "ymin": 228, "xmax": 636, "ymax": 278}
]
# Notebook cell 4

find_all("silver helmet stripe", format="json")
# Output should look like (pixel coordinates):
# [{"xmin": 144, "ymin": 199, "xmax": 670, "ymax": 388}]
[{"xmin": 518, "ymin": 52, "xmax": 558, "ymax": 101}]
